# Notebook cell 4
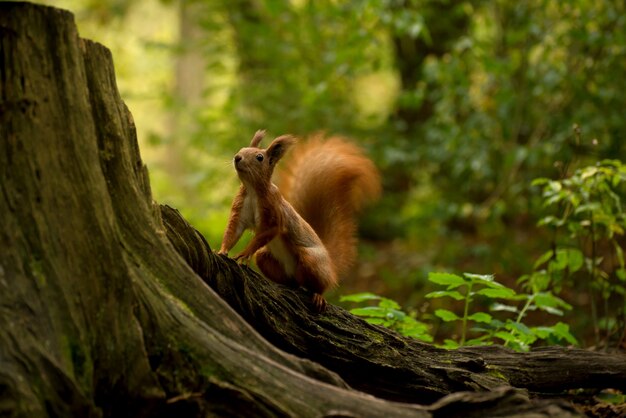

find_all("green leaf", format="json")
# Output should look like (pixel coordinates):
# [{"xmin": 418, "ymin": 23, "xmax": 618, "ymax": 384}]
[
  {"xmin": 467, "ymin": 312, "xmax": 492, "ymax": 323},
  {"xmin": 531, "ymin": 177, "xmax": 551, "ymax": 187},
  {"xmin": 442, "ymin": 339, "xmax": 460, "ymax": 349},
  {"xmin": 465, "ymin": 337, "xmax": 492, "ymax": 346},
  {"xmin": 546, "ymin": 180, "xmax": 562, "ymax": 192},
  {"xmin": 405, "ymin": 331, "xmax": 433, "ymax": 343},
  {"xmin": 533, "ymin": 292, "xmax": 572, "ymax": 311},
  {"xmin": 539, "ymin": 306, "xmax": 564, "ymax": 316},
  {"xmin": 552, "ymin": 322, "xmax": 578, "ymax": 345},
  {"xmin": 539, "ymin": 306, "xmax": 565, "ymax": 316},
  {"xmin": 532, "ymin": 327, "xmax": 553, "ymax": 339},
  {"xmin": 574, "ymin": 202, "xmax": 602, "ymax": 215},
  {"xmin": 476, "ymin": 287, "xmax": 517, "ymax": 299},
  {"xmin": 580, "ymin": 166, "xmax": 599, "ymax": 180},
  {"xmin": 537, "ymin": 216, "xmax": 564, "ymax": 228},
  {"xmin": 490, "ymin": 303, "xmax": 519, "ymax": 313},
  {"xmin": 482, "ymin": 280, "xmax": 508, "ymax": 290},
  {"xmin": 494, "ymin": 331, "xmax": 517, "ymax": 344},
  {"xmin": 550, "ymin": 248, "xmax": 584, "ymax": 273},
  {"xmin": 565, "ymin": 249, "xmax": 584, "ymax": 272},
  {"xmin": 425, "ymin": 290, "xmax": 465, "ymax": 300},
  {"xmin": 434, "ymin": 309, "xmax": 460, "ymax": 322},
  {"xmin": 533, "ymin": 250, "xmax": 554, "ymax": 269},
  {"xmin": 340, "ymin": 292, "xmax": 381, "ymax": 303},
  {"xmin": 397, "ymin": 318, "xmax": 432, "ymax": 342},
  {"xmin": 463, "ymin": 273, "xmax": 495, "ymax": 283},
  {"xmin": 386, "ymin": 309, "xmax": 407, "ymax": 320},
  {"xmin": 544, "ymin": 191, "xmax": 568, "ymax": 207},
  {"xmin": 525, "ymin": 270, "xmax": 551, "ymax": 292},
  {"xmin": 506, "ymin": 320, "xmax": 533, "ymax": 336},
  {"xmin": 378, "ymin": 297, "xmax": 401, "ymax": 310},
  {"xmin": 428, "ymin": 272, "xmax": 466, "ymax": 289},
  {"xmin": 489, "ymin": 318, "xmax": 506, "ymax": 328},
  {"xmin": 349, "ymin": 307, "xmax": 388, "ymax": 318}
]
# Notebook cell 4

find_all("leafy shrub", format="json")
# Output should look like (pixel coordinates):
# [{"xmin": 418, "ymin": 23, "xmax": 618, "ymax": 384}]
[
  {"xmin": 531, "ymin": 159, "xmax": 626, "ymax": 347},
  {"xmin": 425, "ymin": 272, "xmax": 576, "ymax": 351},
  {"xmin": 341, "ymin": 272, "xmax": 577, "ymax": 351}
]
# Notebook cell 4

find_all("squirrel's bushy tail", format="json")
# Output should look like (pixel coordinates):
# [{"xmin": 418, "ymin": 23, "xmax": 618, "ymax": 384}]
[{"xmin": 277, "ymin": 134, "xmax": 381, "ymax": 279}]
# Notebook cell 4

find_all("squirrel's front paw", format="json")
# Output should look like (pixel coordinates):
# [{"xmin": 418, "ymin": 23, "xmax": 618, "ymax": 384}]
[{"xmin": 234, "ymin": 252, "xmax": 252, "ymax": 265}]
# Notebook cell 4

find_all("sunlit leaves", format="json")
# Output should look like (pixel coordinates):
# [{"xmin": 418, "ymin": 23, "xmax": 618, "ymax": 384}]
[
  {"xmin": 340, "ymin": 293, "xmax": 433, "ymax": 342},
  {"xmin": 427, "ymin": 272, "xmax": 467, "ymax": 288},
  {"xmin": 340, "ymin": 292, "xmax": 384, "ymax": 303},
  {"xmin": 342, "ymin": 267, "xmax": 580, "ymax": 351},
  {"xmin": 467, "ymin": 312, "xmax": 492, "ymax": 324},
  {"xmin": 425, "ymin": 290, "xmax": 465, "ymax": 301},
  {"xmin": 434, "ymin": 309, "xmax": 459, "ymax": 322}
]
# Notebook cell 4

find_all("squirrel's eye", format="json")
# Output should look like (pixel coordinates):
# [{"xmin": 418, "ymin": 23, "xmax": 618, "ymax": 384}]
[{"xmin": 256, "ymin": 154, "xmax": 264, "ymax": 162}]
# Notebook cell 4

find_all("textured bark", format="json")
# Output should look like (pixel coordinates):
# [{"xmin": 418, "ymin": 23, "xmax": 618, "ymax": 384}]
[{"xmin": 0, "ymin": 2, "xmax": 623, "ymax": 418}]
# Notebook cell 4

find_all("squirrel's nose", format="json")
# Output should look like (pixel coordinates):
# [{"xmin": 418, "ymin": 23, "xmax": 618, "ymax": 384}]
[{"xmin": 234, "ymin": 155, "xmax": 242, "ymax": 163}]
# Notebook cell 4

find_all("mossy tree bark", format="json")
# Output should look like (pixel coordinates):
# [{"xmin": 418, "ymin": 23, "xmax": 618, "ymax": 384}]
[{"xmin": 1, "ymin": 3, "xmax": 624, "ymax": 418}]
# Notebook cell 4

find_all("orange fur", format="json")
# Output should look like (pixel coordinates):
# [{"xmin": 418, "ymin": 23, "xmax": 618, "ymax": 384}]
[
  {"xmin": 219, "ymin": 130, "xmax": 380, "ymax": 311},
  {"xmin": 276, "ymin": 134, "xmax": 381, "ymax": 278}
]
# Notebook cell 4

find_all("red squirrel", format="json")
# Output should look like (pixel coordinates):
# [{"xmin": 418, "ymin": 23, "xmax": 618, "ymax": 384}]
[{"xmin": 218, "ymin": 130, "xmax": 380, "ymax": 311}]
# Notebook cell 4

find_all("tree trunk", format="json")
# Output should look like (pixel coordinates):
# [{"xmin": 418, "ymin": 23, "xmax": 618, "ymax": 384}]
[{"xmin": 1, "ymin": 3, "xmax": 624, "ymax": 417}]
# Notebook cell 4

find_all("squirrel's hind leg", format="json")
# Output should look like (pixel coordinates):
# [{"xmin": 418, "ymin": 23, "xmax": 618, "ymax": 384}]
[
  {"xmin": 255, "ymin": 248, "xmax": 292, "ymax": 286},
  {"xmin": 295, "ymin": 251, "xmax": 336, "ymax": 313}
]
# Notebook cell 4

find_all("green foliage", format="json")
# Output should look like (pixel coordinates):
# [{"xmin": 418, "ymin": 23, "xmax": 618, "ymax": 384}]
[
  {"xmin": 424, "ymin": 272, "xmax": 576, "ymax": 351},
  {"xmin": 340, "ymin": 293, "xmax": 432, "ymax": 342},
  {"xmin": 596, "ymin": 391, "xmax": 626, "ymax": 406},
  {"xmin": 416, "ymin": 1, "xmax": 626, "ymax": 207},
  {"xmin": 530, "ymin": 159, "xmax": 626, "ymax": 346},
  {"xmin": 427, "ymin": 273, "xmax": 509, "ymax": 347},
  {"xmin": 342, "ymin": 271, "xmax": 577, "ymax": 351}
]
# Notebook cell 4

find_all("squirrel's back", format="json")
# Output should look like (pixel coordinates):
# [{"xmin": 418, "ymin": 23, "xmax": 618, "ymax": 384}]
[{"xmin": 277, "ymin": 134, "xmax": 381, "ymax": 278}]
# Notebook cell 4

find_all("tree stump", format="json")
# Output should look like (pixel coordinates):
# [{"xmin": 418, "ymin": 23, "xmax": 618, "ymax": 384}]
[{"xmin": 1, "ymin": 2, "xmax": 624, "ymax": 417}]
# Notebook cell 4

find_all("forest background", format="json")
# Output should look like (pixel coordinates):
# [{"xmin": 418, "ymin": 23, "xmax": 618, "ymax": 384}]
[{"xmin": 34, "ymin": 0, "xmax": 626, "ymax": 350}]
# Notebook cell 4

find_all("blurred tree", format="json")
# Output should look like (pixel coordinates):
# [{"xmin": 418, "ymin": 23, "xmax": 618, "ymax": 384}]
[
  {"xmin": 388, "ymin": 0, "xmax": 474, "ymax": 133},
  {"xmin": 381, "ymin": 0, "xmax": 626, "ymax": 277},
  {"xmin": 225, "ymin": 0, "xmax": 376, "ymax": 136},
  {"xmin": 165, "ymin": 0, "xmax": 208, "ymax": 208}
]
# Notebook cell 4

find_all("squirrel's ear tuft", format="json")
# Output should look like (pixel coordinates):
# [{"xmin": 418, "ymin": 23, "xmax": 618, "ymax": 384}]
[
  {"xmin": 266, "ymin": 135, "xmax": 296, "ymax": 166},
  {"xmin": 250, "ymin": 129, "xmax": 266, "ymax": 148}
]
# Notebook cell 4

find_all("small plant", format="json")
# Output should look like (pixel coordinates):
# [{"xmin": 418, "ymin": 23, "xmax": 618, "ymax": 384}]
[
  {"xmin": 532, "ymin": 159, "xmax": 626, "ymax": 347},
  {"xmin": 341, "ymin": 271, "xmax": 577, "ymax": 351},
  {"xmin": 340, "ymin": 292, "xmax": 433, "ymax": 342},
  {"xmin": 425, "ymin": 272, "xmax": 513, "ymax": 348},
  {"xmin": 425, "ymin": 272, "xmax": 577, "ymax": 351},
  {"xmin": 488, "ymin": 289, "xmax": 578, "ymax": 351}
]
